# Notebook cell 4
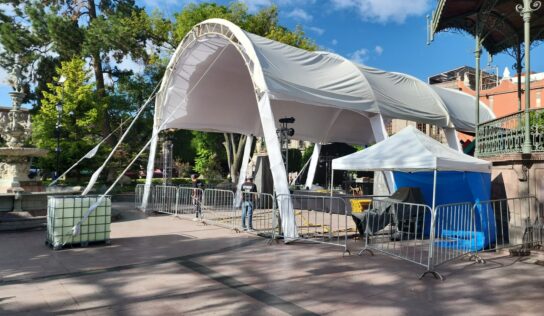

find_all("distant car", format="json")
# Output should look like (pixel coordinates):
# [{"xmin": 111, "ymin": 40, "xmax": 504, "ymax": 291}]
[
  {"xmin": 124, "ymin": 170, "xmax": 139, "ymax": 179},
  {"xmin": 134, "ymin": 168, "xmax": 179, "ymax": 178}
]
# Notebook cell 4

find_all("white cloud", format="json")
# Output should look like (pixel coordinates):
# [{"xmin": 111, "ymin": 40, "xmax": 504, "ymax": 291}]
[
  {"xmin": 240, "ymin": 0, "xmax": 317, "ymax": 12},
  {"xmin": 287, "ymin": 8, "xmax": 313, "ymax": 22},
  {"xmin": 331, "ymin": 39, "xmax": 338, "ymax": 45},
  {"xmin": 142, "ymin": 0, "xmax": 185, "ymax": 9},
  {"xmin": 349, "ymin": 48, "xmax": 369, "ymax": 64},
  {"xmin": 116, "ymin": 56, "xmax": 145, "ymax": 75},
  {"xmin": 375, "ymin": 45, "xmax": 383, "ymax": 55},
  {"xmin": 307, "ymin": 26, "xmax": 324, "ymax": 36},
  {"xmin": 240, "ymin": 0, "xmax": 275, "ymax": 12},
  {"xmin": 330, "ymin": 0, "xmax": 431, "ymax": 23}
]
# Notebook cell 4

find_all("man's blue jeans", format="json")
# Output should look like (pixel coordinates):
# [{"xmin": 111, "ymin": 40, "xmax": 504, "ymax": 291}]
[{"xmin": 242, "ymin": 200, "xmax": 254, "ymax": 229}]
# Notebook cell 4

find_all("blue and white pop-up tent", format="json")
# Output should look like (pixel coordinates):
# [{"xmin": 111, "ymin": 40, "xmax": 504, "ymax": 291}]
[{"xmin": 332, "ymin": 126, "xmax": 495, "ymax": 248}]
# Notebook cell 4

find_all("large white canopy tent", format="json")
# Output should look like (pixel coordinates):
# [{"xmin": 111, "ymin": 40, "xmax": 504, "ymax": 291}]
[{"xmin": 143, "ymin": 18, "xmax": 494, "ymax": 239}]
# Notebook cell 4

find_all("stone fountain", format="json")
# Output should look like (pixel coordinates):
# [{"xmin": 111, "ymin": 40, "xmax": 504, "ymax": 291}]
[{"xmin": 0, "ymin": 64, "xmax": 48, "ymax": 193}]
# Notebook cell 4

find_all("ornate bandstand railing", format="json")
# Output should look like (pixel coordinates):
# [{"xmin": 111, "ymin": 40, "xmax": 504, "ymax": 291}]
[{"xmin": 477, "ymin": 109, "xmax": 544, "ymax": 157}]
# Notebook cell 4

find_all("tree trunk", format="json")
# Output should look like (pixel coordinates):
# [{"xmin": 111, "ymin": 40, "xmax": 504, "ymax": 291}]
[
  {"xmin": 223, "ymin": 133, "xmax": 247, "ymax": 183},
  {"xmin": 223, "ymin": 133, "xmax": 233, "ymax": 180},
  {"xmin": 87, "ymin": 1, "xmax": 116, "ymax": 182},
  {"xmin": 87, "ymin": 0, "xmax": 113, "ymax": 145}
]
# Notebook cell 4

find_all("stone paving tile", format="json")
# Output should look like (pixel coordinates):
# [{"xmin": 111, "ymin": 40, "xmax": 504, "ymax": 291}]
[{"xmin": 1, "ymin": 209, "xmax": 544, "ymax": 316}]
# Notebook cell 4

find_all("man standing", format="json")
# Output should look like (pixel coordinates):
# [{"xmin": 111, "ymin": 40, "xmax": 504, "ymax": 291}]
[
  {"xmin": 191, "ymin": 174, "xmax": 204, "ymax": 220},
  {"xmin": 241, "ymin": 176, "xmax": 257, "ymax": 231}
]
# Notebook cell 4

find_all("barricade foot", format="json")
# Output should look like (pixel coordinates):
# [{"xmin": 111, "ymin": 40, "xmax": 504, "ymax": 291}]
[
  {"xmin": 358, "ymin": 248, "xmax": 374, "ymax": 256},
  {"xmin": 468, "ymin": 254, "xmax": 486, "ymax": 264},
  {"xmin": 267, "ymin": 238, "xmax": 280, "ymax": 245},
  {"xmin": 343, "ymin": 249, "xmax": 351, "ymax": 257},
  {"xmin": 418, "ymin": 270, "xmax": 444, "ymax": 281}
]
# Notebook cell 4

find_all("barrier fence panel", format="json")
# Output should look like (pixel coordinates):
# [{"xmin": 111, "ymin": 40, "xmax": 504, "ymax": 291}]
[
  {"xmin": 477, "ymin": 196, "xmax": 543, "ymax": 252},
  {"xmin": 276, "ymin": 194, "xmax": 351, "ymax": 253},
  {"xmin": 360, "ymin": 198, "xmax": 434, "ymax": 270},
  {"xmin": 176, "ymin": 187, "xmax": 203, "ymax": 219},
  {"xmin": 134, "ymin": 184, "xmax": 146, "ymax": 208},
  {"xmin": 152, "ymin": 185, "xmax": 178, "ymax": 215},
  {"xmin": 202, "ymin": 189, "xmax": 236, "ymax": 229},
  {"xmin": 237, "ymin": 192, "xmax": 276, "ymax": 236},
  {"xmin": 431, "ymin": 202, "xmax": 476, "ymax": 269}
]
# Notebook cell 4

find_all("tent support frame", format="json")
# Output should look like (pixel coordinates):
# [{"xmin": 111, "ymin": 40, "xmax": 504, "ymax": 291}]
[{"xmin": 419, "ymin": 169, "xmax": 444, "ymax": 280}]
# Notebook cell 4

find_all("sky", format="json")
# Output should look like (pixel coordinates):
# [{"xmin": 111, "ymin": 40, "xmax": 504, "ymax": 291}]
[{"xmin": 2, "ymin": 0, "xmax": 544, "ymax": 108}]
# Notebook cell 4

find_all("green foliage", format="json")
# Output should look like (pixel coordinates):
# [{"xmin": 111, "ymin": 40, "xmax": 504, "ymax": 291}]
[
  {"xmin": 193, "ymin": 147, "xmax": 222, "ymax": 179},
  {"xmin": 1, "ymin": 1, "xmax": 318, "ymax": 183},
  {"xmin": 32, "ymin": 58, "xmax": 105, "ymax": 174},
  {"xmin": 301, "ymin": 144, "xmax": 315, "ymax": 166},
  {"xmin": 352, "ymin": 144, "xmax": 365, "ymax": 151},
  {"xmin": 287, "ymin": 149, "xmax": 302, "ymax": 173},
  {"xmin": 191, "ymin": 132, "xmax": 225, "ymax": 179},
  {"xmin": 267, "ymin": 25, "xmax": 316, "ymax": 51},
  {"xmin": 172, "ymin": 2, "xmax": 316, "ymax": 49}
]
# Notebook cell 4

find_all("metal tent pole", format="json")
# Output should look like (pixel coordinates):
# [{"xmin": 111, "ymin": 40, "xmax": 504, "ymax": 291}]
[{"xmin": 474, "ymin": 28, "xmax": 482, "ymax": 157}]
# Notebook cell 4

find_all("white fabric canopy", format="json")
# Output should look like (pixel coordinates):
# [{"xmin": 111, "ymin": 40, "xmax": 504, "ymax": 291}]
[
  {"xmin": 332, "ymin": 126, "xmax": 492, "ymax": 173},
  {"xmin": 145, "ymin": 18, "xmax": 495, "ymax": 238},
  {"xmin": 154, "ymin": 19, "xmax": 493, "ymax": 145},
  {"xmin": 431, "ymin": 86, "xmax": 495, "ymax": 133}
]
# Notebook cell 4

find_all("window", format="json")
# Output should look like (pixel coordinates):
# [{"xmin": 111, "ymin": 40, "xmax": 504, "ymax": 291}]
[
  {"xmin": 416, "ymin": 123, "xmax": 427, "ymax": 133},
  {"xmin": 489, "ymin": 96, "xmax": 494, "ymax": 111},
  {"xmin": 537, "ymin": 91, "xmax": 541, "ymax": 108}
]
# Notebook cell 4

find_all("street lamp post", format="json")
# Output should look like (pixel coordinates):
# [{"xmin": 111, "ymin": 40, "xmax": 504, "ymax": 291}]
[
  {"xmin": 516, "ymin": 0, "xmax": 542, "ymax": 154},
  {"xmin": 55, "ymin": 102, "xmax": 62, "ymax": 180}
]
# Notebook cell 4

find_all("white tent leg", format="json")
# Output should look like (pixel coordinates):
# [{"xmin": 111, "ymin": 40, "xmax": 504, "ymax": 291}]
[
  {"xmin": 444, "ymin": 127, "xmax": 462, "ymax": 152},
  {"xmin": 256, "ymin": 93, "xmax": 298, "ymax": 240},
  {"xmin": 141, "ymin": 127, "xmax": 159, "ymax": 212},
  {"xmin": 369, "ymin": 114, "xmax": 395, "ymax": 194},
  {"xmin": 234, "ymin": 135, "xmax": 254, "ymax": 207},
  {"xmin": 304, "ymin": 143, "xmax": 321, "ymax": 190}
]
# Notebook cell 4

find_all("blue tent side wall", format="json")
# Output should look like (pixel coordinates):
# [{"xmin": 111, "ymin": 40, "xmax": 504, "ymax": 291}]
[{"xmin": 393, "ymin": 171, "xmax": 495, "ymax": 249}]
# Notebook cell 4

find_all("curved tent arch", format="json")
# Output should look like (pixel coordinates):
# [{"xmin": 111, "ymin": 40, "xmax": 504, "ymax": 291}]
[{"xmin": 143, "ymin": 18, "xmax": 495, "ymax": 239}]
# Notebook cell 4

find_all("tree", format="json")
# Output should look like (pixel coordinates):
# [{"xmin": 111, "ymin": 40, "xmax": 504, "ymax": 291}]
[
  {"xmin": 191, "ymin": 131, "xmax": 224, "ymax": 179},
  {"xmin": 172, "ymin": 2, "xmax": 316, "ymax": 183},
  {"xmin": 0, "ymin": 1, "xmax": 171, "ymax": 180},
  {"xmin": 33, "ymin": 58, "xmax": 104, "ymax": 177}
]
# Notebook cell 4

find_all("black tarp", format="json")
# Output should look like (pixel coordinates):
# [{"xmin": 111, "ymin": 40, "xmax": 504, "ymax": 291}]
[{"xmin": 352, "ymin": 187, "xmax": 426, "ymax": 239}]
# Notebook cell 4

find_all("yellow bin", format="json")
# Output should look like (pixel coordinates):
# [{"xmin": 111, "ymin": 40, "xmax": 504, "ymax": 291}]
[{"xmin": 350, "ymin": 199, "xmax": 371, "ymax": 213}]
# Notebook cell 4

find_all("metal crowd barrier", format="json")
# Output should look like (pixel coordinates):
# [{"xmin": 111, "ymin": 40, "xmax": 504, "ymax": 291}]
[
  {"xmin": 476, "ymin": 196, "xmax": 543, "ymax": 252},
  {"xmin": 176, "ymin": 187, "xmax": 203, "ymax": 219},
  {"xmin": 359, "ymin": 198, "xmax": 434, "ymax": 272},
  {"xmin": 198, "ymin": 189, "xmax": 276, "ymax": 235},
  {"xmin": 237, "ymin": 192, "xmax": 276, "ymax": 236},
  {"xmin": 201, "ymin": 189, "xmax": 237, "ymax": 229},
  {"xmin": 276, "ymin": 194, "xmax": 352, "ymax": 254},
  {"xmin": 358, "ymin": 196, "xmax": 543, "ymax": 280},
  {"xmin": 134, "ymin": 183, "xmax": 146, "ymax": 208},
  {"xmin": 429, "ymin": 202, "xmax": 477, "ymax": 274},
  {"xmin": 151, "ymin": 185, "xmax": 178, "ymax": 214}
]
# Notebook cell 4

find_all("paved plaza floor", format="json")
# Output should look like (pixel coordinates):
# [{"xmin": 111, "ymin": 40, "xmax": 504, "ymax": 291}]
[{"xmin": 1, "ymin": 203, "xmax": 543, "ymax": 315}]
